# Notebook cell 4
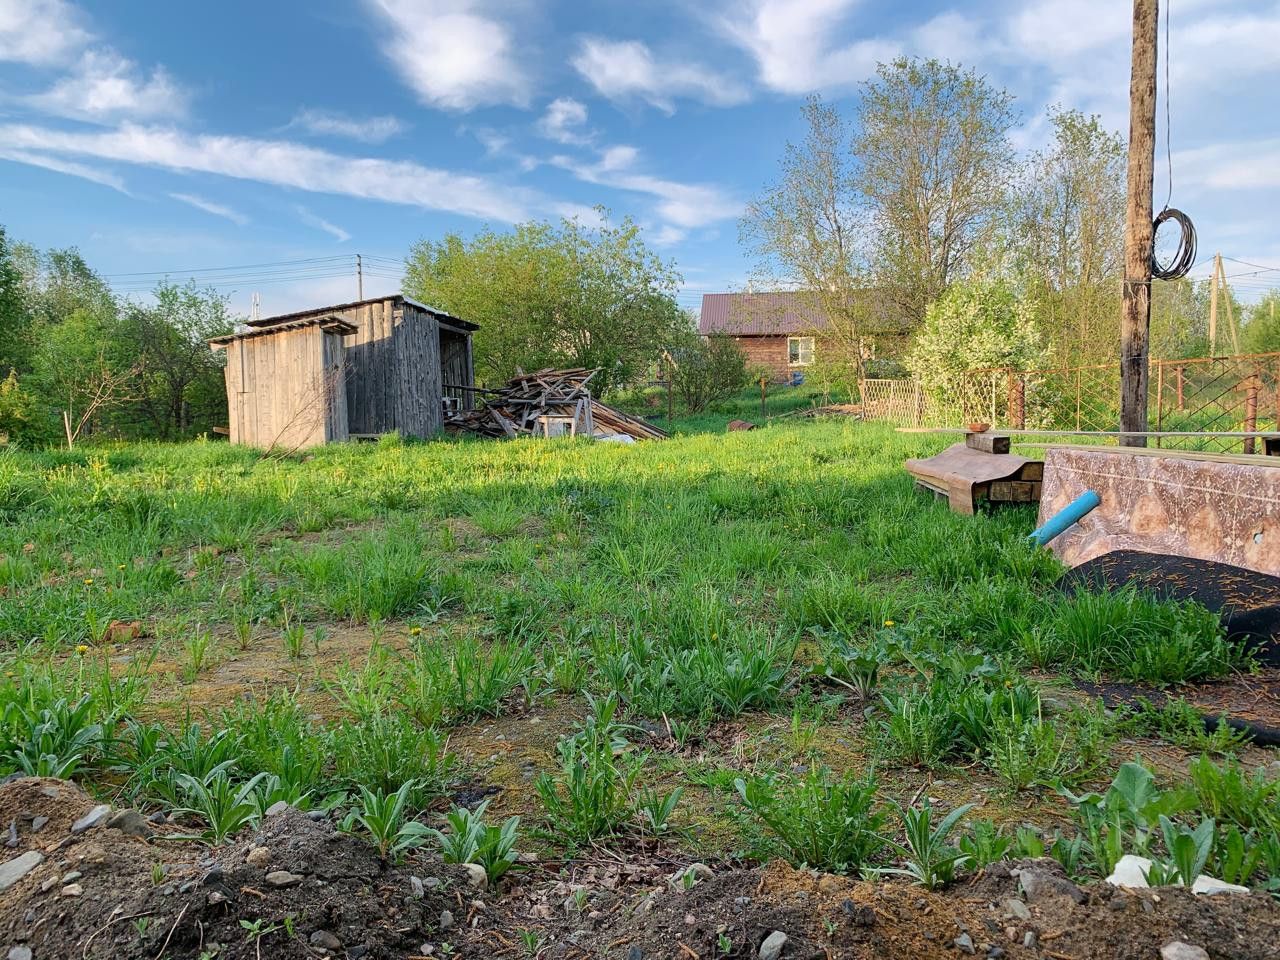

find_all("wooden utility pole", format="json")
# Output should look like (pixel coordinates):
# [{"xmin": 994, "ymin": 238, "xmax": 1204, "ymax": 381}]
[
  {"xmin": 1209, "ymin": 252, "xmax": 1220, "ymax": 356},
  {"xmin": 356, "ymin": 254, "xmax": 364, "ymax": 299},
  {"xmin": 1119, "ymin": 0, "xmax": 1159, "ymax": 447}
]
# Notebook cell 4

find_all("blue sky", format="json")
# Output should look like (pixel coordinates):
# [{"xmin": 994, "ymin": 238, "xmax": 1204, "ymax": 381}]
[{"xmin": 1, "ymin": 0, "xmax": 1278, "ymax": 318}]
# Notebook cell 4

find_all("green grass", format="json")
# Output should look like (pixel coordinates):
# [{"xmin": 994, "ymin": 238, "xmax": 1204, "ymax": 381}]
[{"xmin": 0, "ymin": 416, "xmax": 1273, "ymax": 889}]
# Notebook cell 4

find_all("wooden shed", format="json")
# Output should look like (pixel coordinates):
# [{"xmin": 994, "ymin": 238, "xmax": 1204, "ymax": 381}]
[
  {"xmin": 210, "ymin": 315, "xmax": 355, "ymax": 449},
  {"xmin": 211, "ymin": 294, "xmax": 478, "ymax": 449}
]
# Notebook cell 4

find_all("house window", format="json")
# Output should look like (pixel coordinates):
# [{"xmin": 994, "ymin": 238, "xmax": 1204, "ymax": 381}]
[{"xmin": 788, "ymin": 336, "xmax": 814, "ymax": 366}]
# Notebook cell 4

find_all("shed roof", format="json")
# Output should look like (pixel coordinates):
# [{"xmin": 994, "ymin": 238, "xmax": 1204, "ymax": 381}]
[
  {"xmin": 209, "ymin": 315, "xmax": 357, "ymax": 348},
  {"xmin": 247, "ymin": 294, "xmax": 479, "ymax": 332}
]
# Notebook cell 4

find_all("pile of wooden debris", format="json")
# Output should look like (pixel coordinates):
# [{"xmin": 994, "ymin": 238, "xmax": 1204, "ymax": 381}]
[{"xmin": 445, "ymin": 368, "xmax": 668, "ymax": 441}]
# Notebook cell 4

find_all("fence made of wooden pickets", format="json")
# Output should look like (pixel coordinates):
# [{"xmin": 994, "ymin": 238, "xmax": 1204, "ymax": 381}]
[{"xmin": 861, "ymin": 351, "xmax": 1280, "ymax": 453}]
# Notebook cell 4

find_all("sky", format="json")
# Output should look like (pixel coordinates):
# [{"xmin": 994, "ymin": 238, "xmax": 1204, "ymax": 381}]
[{"xmin": 0, "ymin": 0, "xmax": 1278, "ymax": 319}]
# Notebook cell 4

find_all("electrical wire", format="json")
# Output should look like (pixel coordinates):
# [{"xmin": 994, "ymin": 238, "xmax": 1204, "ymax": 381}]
[{"xmin": 1151, "ymin": 208, "xmax": 1196, "ymax": 280}]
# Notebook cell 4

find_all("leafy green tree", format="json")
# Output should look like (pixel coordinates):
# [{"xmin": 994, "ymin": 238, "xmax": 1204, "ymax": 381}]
[
  {"xmin": 1014, "ymin": 109, "xmax": 1126, "ymax": 365},
  {"xmin": 855, "ymin": 58, "xmax": 1018, "ymax": 326},
  {"xmin": 118, "ymin": 282, "xmax": 234, "ymax": 437},
  {"xmin": 0, "ymin": 227, "xmax": 31, "ymax": 375},
  {"xmin": 29, "ymin": 306, "xmax": 135, "ymax": 443},
  {"xmin": 907, "ymin": 279, "xmax": 1049, "ymax": 401},
  {"xmin": 405, "ymin": 212, "xmax": 683, "ymax": 394},
  {"xmin": 0, "ymin": 370, "xmax": 46, "ymax": 445},
  {"xmin": 1243, "ymin": 292, "xmax": 1280, "ymax": 355}
]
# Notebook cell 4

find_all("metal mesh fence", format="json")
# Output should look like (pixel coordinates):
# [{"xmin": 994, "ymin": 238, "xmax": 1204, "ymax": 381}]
[{"xmin": 861, "ymin": 352, "xmax": 1280, "ymax": 454}]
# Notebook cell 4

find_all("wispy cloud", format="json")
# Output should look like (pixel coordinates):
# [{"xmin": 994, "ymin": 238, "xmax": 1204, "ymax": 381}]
[
  {"xmin": 572, "ymin": 37, "xmax": 748, "ymax": 112},
  {"xmin": 719, "ymin": 0, "xmax": 899, "ymax": 94},
  {"xmin": 296, "ymin": 205, "xmax": 351, "ymax": 242},
  {"xmin": 364, "ymin": 0, "xmax": 531, "ymax": 110},
  {"xmin": 289, "ymin": 108, "xmax": 405, "ymax": 144},
  {"xmin": 170, "ymin": 192, "xmax": 248, "ymax": 225},
  {"xmin": 0, "ymin": 122, "xmax": 534, "ymax": 222},
  {"xmin": 0, "ymin": 146, "xmax": 127, "ymax": 192},
  {"xmin": 0, "ymin": 0, "xmax": 90, "ymax": 65},
  {"xmin": 551, "ymin": 145, "xmax": 740, "ymax": 229},
  {"xmin": 536, "ymin": 98, "xmax": 591, "ymax": 144},
  {"xmin": 29, "ymin": 49, "xmax": 187, "ymax": 122}
]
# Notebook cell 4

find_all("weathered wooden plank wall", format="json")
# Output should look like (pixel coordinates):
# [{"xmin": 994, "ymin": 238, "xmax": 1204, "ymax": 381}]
[{"xmin": 220, "ymin": 326, "xmax": 341, "ymax": 449}]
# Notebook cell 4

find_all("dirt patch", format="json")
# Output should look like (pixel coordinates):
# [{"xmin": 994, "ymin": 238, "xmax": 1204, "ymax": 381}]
[
  {"xmin": 514, "ymin": 858, "xmax": 1280, "ymax": 960},
  {"xmin": 4, "ymin": 780, "xmax": 1279, "ymax": 959},
  {"xmin": 0, "ymin": 778, "xmax": 467, "ymax": 960}
]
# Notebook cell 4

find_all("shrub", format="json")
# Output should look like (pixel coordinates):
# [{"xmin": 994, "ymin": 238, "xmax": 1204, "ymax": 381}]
[
  {"xmin": 735, "ymin": 768, "xmax": 885, "ymax": 874},
  {"xmin": 670, "ymin": 332, "xmax": 748, "ymax": 413}
]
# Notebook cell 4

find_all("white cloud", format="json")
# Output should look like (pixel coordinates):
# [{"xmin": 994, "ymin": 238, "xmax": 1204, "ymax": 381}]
[
  {"xmin": 911, "ymin": 11, "xmax": 988, "ymax": 64},
  {"xmin": 0, "ymin": 146, "xmax": 126, "ymax": 192},
  {"xmin": 0, "ymin": 0, "xmax": 90, "ymax": 65},
  {"xmin": 1174, "ymin": 138, "xmax": 1280, "ymax": 193},
  {"xmin": 289, "ymin": 109, "xmax": 405, "ymax": 143},
  {"xmin": 720, "ymin": 0, "xmax": 899, "ymax": 94},
  {"xmin": 0, "ymin": 122, "xmax": 533, "ymax": 222},
  {"xmin": 552, "ymin": 146, "xmax": 740, "ymax": 229},
  {"xmin": 651, "ymin": 224, "xmax": 686, "ymax": 246},
  {"xmin": 537, "ymin": 97, "xmax": 590, "ymax": 144},
  {"xmin": 170, "ymin": 192, "xmax": 248, "ymax": 225},
  {"xmin": 29, "ymin": 49, "xmax": 186, "ymax": 121},
  {"xmin": 572, "ymin": 37, "xmax": 748, "ymax": 112},
  {"xmin": 364, "ymin": 0, "xmax": 531, "ymax": 110},
  {"xmin": 296, "ymin": 206, "xmax": 352, "ymax": 242}
]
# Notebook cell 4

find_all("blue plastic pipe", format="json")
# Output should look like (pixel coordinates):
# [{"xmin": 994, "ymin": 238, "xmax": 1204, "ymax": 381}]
[{"xmin": 1029, "ymin": 490, "xmax": 1101, "ymax": 547}]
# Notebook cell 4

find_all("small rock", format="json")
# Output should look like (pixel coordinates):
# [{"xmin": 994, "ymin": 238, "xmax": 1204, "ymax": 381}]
[
  {"xmin": 759, "ymin": 930, "xmax": 788, "ymax": 960},
  {"xmin": 8, "ymin": 947, "xmax": 33, "ymax": 960},
  {"xmin": 203, "ymin": 865, "xmax": 223, "ymax": 885},
  {"xmin": 264, "ymin": 801, "xmax": 292, "ymax": 818},
  {"xmin": 306, "ymin": 809, "xmax": 327, "ymax": 822},
  {"xmin": 1191, "ymin": 875, "xmax": 1250, "ymax": 895},
  {"xmin": 310, "ymin": 930, "xmax": 342, "ymax": 951},
  {"xmin": 1161, "ymin": 943, "xmax": 1210, "ymax": 960},
  {"xmin": 30, "ymin": 817, "xmax": 48, "ymax": 833},
  {"xmin": 410, "ymin": 876, "xmax": 425, "ymax": 899},
  {"xmin": 148, "ymin": 811, "xmax": 167, "ymax": 825},
  {"xmin": 245, "ymin": 846, "xmax": 271, "ymax": 867},
  {"xmin": 1106, "ymin": 854, "xmax": 1152, "ymax": 889},
  {"xmin": 4, "ymin": 821, "xmax": 16, "ymax": 848},
  {"xmin": 70, "ymin": 805, "xmax": 111, "ymax": 835},
  {"xmin": 61, "ymin": 871, "xmax": 82, "ymax": 883},
  {"xmin": 0, "ymin": 851, "xmax": 43, "ymax": 892},
  {"xmin": 40, "ymin": 876, "xmax": 58, "ymax": 893},
  {"xmin": 265, "ymin": 870, "xmax": 302, "ymax": 887},
  {"xmin": 106, "ymin": 809, "xmax": 153, "ymax": 839},
  {"xmin": 61, "ymin": 883, "xmax": 83, "ymax": 897},
  {"xmin": 1017, "ymin": 867, "xmax": 1085, "ymax": 905},
  {"xmin": 208, "ymin": 890, "xmax": 228, "ymax": 906},
  {"xmin": 1023, "ymin": 932, "xmax": 1037, "ymax": 949},
  {"xmin": 626, "ymin": 947, "xmax": 643, "ymax": 960},
  {"xmin": 439, "ymin": 910, "xmax": 454, "ymax": 930},
  {"xmin": 986, "ymin": 948, "xmax": 1005, "ymax": 959},
  {"xmin": 954, "ymin": 933, "xmax": 975, "ymax": 955},
  {"xmin": 38, "ymin": 785, "xmax": 59, "ymax": 799},
  {"xmin": 463, "ymin": 863, "xmax": 487, "ymax": 888},
  {"xmin": 1000, "ymin": 898, "xmax": 1031, "ymax": 921},
  {"xmin": 424, "ymin": 876, "xmax": 442, "ymax": 889}
]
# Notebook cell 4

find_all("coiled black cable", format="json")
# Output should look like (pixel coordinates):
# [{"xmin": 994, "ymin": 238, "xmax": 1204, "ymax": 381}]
[{"xmin": 1152, "ymin": 207, "xmax": 1196, "ymax": 280}]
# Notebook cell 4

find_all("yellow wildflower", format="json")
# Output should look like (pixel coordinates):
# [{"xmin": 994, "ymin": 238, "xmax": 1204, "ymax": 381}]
[
  {"xmin": 83, "ymin": 578, "xmax": 94, "ymax": 586},
  {"xmin": 409, "ymin": 626, "xmax": 422, "ymax": 636},
  {"xmin": 75, "ymin": 644, "xmax": 90, "ymax": 655},
  {"xmin": 883, "ymin": 620, "xmax": 895, "ymax": 627}
]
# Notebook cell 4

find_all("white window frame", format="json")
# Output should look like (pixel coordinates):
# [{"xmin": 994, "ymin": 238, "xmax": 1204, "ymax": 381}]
[{"xmin": 788, "ymin": 336, "xmax": 815, "ymax": 366}]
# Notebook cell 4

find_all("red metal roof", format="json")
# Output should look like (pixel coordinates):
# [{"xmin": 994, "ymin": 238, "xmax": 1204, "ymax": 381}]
[{"xmin": 698, "ymin": 291, "xmax": 832, "ymax": 336}]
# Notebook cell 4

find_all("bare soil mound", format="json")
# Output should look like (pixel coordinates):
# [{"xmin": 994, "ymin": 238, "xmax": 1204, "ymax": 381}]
[{"xmin": 2, "ymin": 779, "xmax": 1278, "ymax": 959}]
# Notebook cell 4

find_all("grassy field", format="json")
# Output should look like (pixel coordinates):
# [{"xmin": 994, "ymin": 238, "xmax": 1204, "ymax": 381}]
[{"xmin": 1, "ymin": 415, "xmax": 1277, "ymax": 893}]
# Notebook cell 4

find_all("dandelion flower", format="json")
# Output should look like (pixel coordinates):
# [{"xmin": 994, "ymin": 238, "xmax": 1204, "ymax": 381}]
[
  {"xmin": 883, "ymin": 620, "xmax": 895, "ymax": 627},
  {"xmin": 83, "ymin": 578, "xmax": 94, "ymax": 586},
  {"xmin": 409, "ymin": 626, "xmax": 422, "ymax": 636},
  {"xmin": 75, "ymin": 644, "xmax": 90, "ymax": 655}
]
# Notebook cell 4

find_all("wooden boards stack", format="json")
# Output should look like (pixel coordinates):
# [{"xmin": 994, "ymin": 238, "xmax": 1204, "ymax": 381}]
[{"xmin": 905, "ymin": 433, "xmax": 1044, "ymax": 515}]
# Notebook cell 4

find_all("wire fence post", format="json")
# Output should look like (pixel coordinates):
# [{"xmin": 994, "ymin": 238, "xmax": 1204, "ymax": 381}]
[
  {"xmin": 1245, "ymin": 372, "xmax": 1259, "ymax": 455},
  {"xmin": 1154, "ymin": 361, "xmax": 1164, "ymax": 448},
  {"xmin": 1075, "ymin": 368, "xmax": 1082, "ymax": 430},
  {"xmin": 1175, "ymin": 365, "xmax": 1185, "ymax": 411}
]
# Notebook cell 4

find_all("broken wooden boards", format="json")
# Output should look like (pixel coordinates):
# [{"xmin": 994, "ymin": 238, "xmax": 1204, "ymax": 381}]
[
  {"xmin": 1038, "ymin": 445, "xmax": 1280, "ymax": 577},
  {"xmin": 905, "ymin": 433, "xmax": 1044, "ymax": 515}
]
